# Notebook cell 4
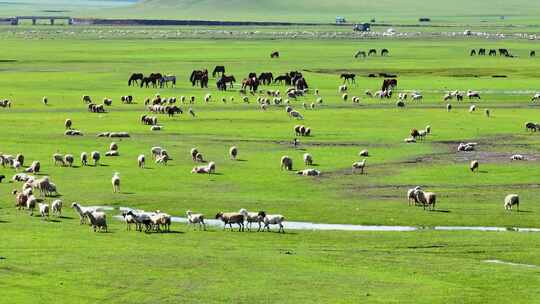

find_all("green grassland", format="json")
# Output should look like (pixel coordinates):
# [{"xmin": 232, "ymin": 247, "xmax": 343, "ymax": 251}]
[{"xmin": 1, "ymin": 32, "xmax": 540, "ymax": 303}]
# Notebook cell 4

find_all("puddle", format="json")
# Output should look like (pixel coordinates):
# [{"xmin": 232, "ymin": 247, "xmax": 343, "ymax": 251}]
[
  {"xmin": 484, "ymin": 259, "xmax": 537, "ymax": 268},
  {"xmin": 112, "ymin": 207, "xmax": 540, "ymax": 233}
]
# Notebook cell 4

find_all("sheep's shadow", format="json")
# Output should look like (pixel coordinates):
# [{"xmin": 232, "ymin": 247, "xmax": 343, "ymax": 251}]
[
  {"xmin": 118, "ymin": 192, "xmax": 136, "ymax": 195},
  {"xmin": 234, "ymin": 159, "xmax": 248, "ymax": 162},
  {"xmin": 144, "ymin": 230, "xmax": 184, "ymax": 234},
  {"xmin": 0, "ymin": 220, "xmax": 8, "ymax": 223},
  {"xmin": 47, "ymin": 219, "xmax": 62, "ymax": 223},
  {"xmin": 515, "ymin": 210, "xmax": 533, "ymax": 213},
  {"xmin": 478, "ymin": 170, "xmax": 488, "ymax": 174},
  {"xmin": 430, "ymin": 209, "xmax": 451, "ymax": 213},
  {"xmin": 58, "ymin": 216, "xmax": 74, "ymax": 219}
]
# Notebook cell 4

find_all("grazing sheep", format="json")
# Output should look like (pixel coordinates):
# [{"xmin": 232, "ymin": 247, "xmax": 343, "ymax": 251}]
[
  {"xmin": 404, "ymin": 137, "xmax": 416, "ymax": 143},
  {"xmin": 64, "ymin": 154, "xmax": 74, "ymax": 167},
  {"xmin": 467, "ymin": 90, "xmax": 481, "ymax": 99},
  {"xmin": 15, "ymin": 192, "xmax": 28, "ymax": 210},
  {"xmin": 25, "ymin": 161, "xmax": 40, "ymax": 173},
  {"xmin": 121, "ymin": 211, "xmax": 137, "ymax": 231},
  {"xmin": 65, "ymin": 129, "xmax": 83, "ymax": 136},
  {"xmin": 469, "ymin": 105, "xmax": 476, "ymax": 113},
  {"xmin": 151, "ymin": 146, "xmax": 163, "ymax": 159},
  {"xmin": 407, "ymin": 186, "xmax": 422, "ymax": 206},
  {"xmin": 470, "ymin": 160, "xmax": 479, "ymax": 172},
  {"xmin": 109, "ymin": 142, "xmax": 118, "ymax": 151},
  {"xmin": 510, "ymin": 154, "xmax": 524, "ymax": 161},
  {"xmin": 26, "ymin": 195, "xmax": 37, "ymax": 216},
  {"xmin": 446, "ymin": 103, "xmax": 452, "ymax": 112},
  {"xmin": 190, "ymin": 148, "xmax": 199, "ymax": 161},
  {"xmin": 82, "ymin": 95, "xmax": 92, "ymax": 103},
  {"xmin": 229, "ymin": 146, "xmax": 238, "ymax": 160},
  {"xmin": 91, "ymin": 151, "xmax": 100, "ymax": 166},
  {"xmin": 15, "ymin": 154, "xmax": 24, "ymax": 167},
  {"xmin": 53, "ymin": 153, "xmax": 65, "ymax": 166},
  {"xmin": 85, "ymin": 210, "xmax": 108, "ymax": 232},
  {"xmin": 39, "ymin": 203, "xmax": 50, "ymax": 219},
  {"xmin": 151, "ymin": 125, "xmax": 162, "ymax": 131},
  {"xmin": 396, "ymin": 100, "xmax": 405, "ymax": 108},
  {"xmin": 215, "ymin": 212, "xmax": 245, "ymax": 231},
  {"xmin": 289, "ymin": 110, "xmax": 304, "ymax": 119},
  {"xmin": 42, "ymin": 96, "xmax": 48, "ymax": 105},
  {"xmin": 359, "ymin": 150, "xmax": 369, "ymax": 157},
  {"xmin": 352, "ymin": 159, "xmax": 366, "ymax": 174},
  {"xmin": 64, "ymin": 118, "xmax": 72, "ymax": 129},
  {"xmin": 303, "ymin": 153, "xmax": 313, "ymax": 165},
  {"xmin": 51, "ymin": 199, "xmax": 62, "ymax": 217},
  {"xmin": 155, "ymin": 154, "xmax": 169, "ymax": 165},
  {"xmin": 186, "ymin": 210, "xmax": 206, "ymax": 230},
  {"xmin": 150, "ymin": 211, "xmax": 171, "ymax": 232},
  {"xmin": 532, "ymin": 93, "xmax": 540, "ymax": 102},
  {"xmin": 457, "ymin": 143, "xmax": 476, "ymax": 152},
  {"xmin": 80, "ymin": 152, "xmax": 88, "ymax": 166},
  {"xmin": 414, "ymin": 190, "xmax": 436, "ymax": 210},
  {"xmin": 258, "ymin": 211, "xmax": 285, "ymax": 233},
  {"xmin": 239, "ymin": 208, "xmax": 263, "ymax": 231},
  {"xmin": 504, "ymin": 194, "xmax": 519, "ymax": 211},
  {"xmin": 342, "ymin": 93, "xmax": 348, "ymax": 102},
  {"xmin": 297, "ymin": 169, "xmax": 320, "ymax": 176},
  {"xmin": 195, "ymin": 152, "xmax": 204, "ymax": 163},
  {"xmin": 339, "ymin": 85, "xmax": 348, "ymax": 93},
  {"xmin": 280, "ymin": 156, "xmax": 293, "ymax": 171},
  {"xmin": 71, "ymin": 202, "xmax": 95, "ymax": 224},
  {"xmin": 112, "ymin": 172, "xmax": 120, "ymax": 193},
  {"xmin": 138, "ymin": 154, "xmax": 145, "ymax": 168}
]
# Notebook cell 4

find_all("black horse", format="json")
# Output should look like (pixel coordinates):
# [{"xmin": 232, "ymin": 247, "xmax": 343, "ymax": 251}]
[
  {"xmin": 340, "ymin": 73, "xmax": 356, "ymax": 84},
  {"xmin": 140, "ymin": 73, "xmax": 162, "ymax": 88},
  {"xmin": 382, "ymin": 79, "xmax": 398, "ymax": 91},
  {"xmin": 212, "ymin": 66, "xmax": 225, "ymax": 78},
  {"xmin": 295, "ymin": 77, "xmax": 308, "ymax": 90},
  {"xmin": 128, "ymin": 73, "xmax": 144, "ymax": 86},
  {"xmin": 489, "ymin": 49, "xmax": 497, "ymax": 56},
  {"xmin": 531, "ymin": 51, "xmax": 536, "ymax": 57},
  {"xmin": 274, "ymin": 75, "xmax": 291, "ymax": 85},
  {"xmin": 470, "ymin": 49, "xmax": 476, "ymax": 56},
  {"xmin": 381, "ymin": 49, "xmax": 389, "ymax": 56},
  {"xmin": 478, "ymin": 48, "xmax": 486, "ymax": 56},
  {"xmin": 270, "ymin": 51, "xmax": 279, "ymax": 58},
  {"xmin": 190, "ymin": 70, "xmax": 209, "ymax": 88},
  {"xmin": 217, "ymin": 75, "xmax": 236, "ymax": 91},
  {"xmin": 368, "ymin": 49, "xmax": 377, "ymax": 56},
  {"xmin": 259, "ymin": 72, "xmax": 274, "ymax": 85}
]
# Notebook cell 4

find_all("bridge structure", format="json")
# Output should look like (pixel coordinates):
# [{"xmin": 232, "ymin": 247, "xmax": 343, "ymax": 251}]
[{"xmin": 11, "ymin": 16, "xmax": 73, "ymax": 25}]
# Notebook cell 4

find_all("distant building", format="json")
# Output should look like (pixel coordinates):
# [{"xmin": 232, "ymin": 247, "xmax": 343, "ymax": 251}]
[{"xmin": 336, "ymin": 16, "xmax": 346, "ymax": 24}]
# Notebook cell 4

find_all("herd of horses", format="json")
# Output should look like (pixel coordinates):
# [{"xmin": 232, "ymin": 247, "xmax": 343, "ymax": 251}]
[
  {"xmin": 468, "ymin": 48, "xmax": 533, "ymax": 57},
  {"xmin": 355, "ymin": 48, "xmax": 390, "ymax": 58},
  {"xmin": 128, "ymin": 68, "xmax": 309, "ymax": 93}
]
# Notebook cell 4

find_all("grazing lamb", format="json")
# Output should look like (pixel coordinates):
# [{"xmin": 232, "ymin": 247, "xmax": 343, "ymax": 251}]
[
  {"xmin": 404, "ymin": 137, "xmax": 416, "ymax": 143},
  {"xmin": 80, "ymin": 152, "xmax": 88, "ymax": 166},
  {"xmin": 186, "ymin": 210, "xmax": 206, "ymax": 230},
  {"xmin": 155, "ymin": 154, "xmax": 169, "ymax": 165},
  {"xmin": 229, "ymin": 146, "xmax": 238, "ymax": 160},
  {"xmin": 64, "ymin": 154, "xmax": 74, "ymax": 167},
  {"xmin": 303, "ymin": 153, "xmax": 313, "ymax": 165},
  {"xmin": 359, "ymin": 150, "xmax": 369, "ymax": 157},
  {"xmin": 51, "ymin": 199, "xmax": 62, "ymax": 217},
  {"xmin": 109, "ymin": 142, "xmax": 118, "ymax": 151},
  {"xmin": 414, "ymin": 190, "xmax": 436, "ymax": 210},
  {"xmin": 26, "ymin": 195, "xmax": 37, "ymax": 216},
  {"xmin": 470, "ymin": 160, "xmax": 479, "ymax": 172},
  {"xmin": 504, "ymin": 194, "xmax": 519, "ymax": 211},
  {"xmin": 469, "ymin": 105, "xmax": 476, "ymax": 113},
  {"xmin": 342, "ymin": 93, "xmax": 348, "ymax": 102},
  {"xmin": 25, "ymin": 161, "xmax": 40, "ymax": 173},
  {"xmin": 215, "ymin": 212, "xmax": 245, "ymax": 231},
  {"xmin": 39, "ymin": 203, "xmax": 50, "ymax": 219},
  {"xmin": 280, "ymin": 156, "xmax": 293, "ymax": 171},
  {"xmin": 91, "ymin": 151, "xmax": 100, "ymax": 166},
  {"xmin": 138, "ymin": 154, "xmax": 145, "ymax": 168},
  {"xmin": 352, "ymin": 159, "xmax": 366, "ymax": 174},
  {"xmin": 112, "ymin": 172, "xmax": 120, "ymax": 193},
  {"xmin": 446, "ymin": 103, "xmax": 452, "ymax": 112},
  {"xmin": 105, "ymin": 150, "xmax": 119, "ymax": 157},
  {"xmin": 151, "ymin": 146, "xmax": 163, "ymax": 159},
  {"xmin": 85, "ymin": 210, "xmax": 107, "ymax": 232},
  {"xmin": 53, "ymin": 153, "xmax": 65, "ymax": 166},
  {"xmin": 258, "ymin": 211, "xmax": 285, "ymax": 233},
  {"xmin": 150, "ymin": 211, "xmax": 171, "ymax": 232},
  {"xmin": 238, "ymin": 208, "xmax": 264, "ymax": 231}
]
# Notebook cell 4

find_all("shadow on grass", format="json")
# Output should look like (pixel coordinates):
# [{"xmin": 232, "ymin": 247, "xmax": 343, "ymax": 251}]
[{"xmin": 431, "ymin": 209, "xmax": 451, "ymax": 213}]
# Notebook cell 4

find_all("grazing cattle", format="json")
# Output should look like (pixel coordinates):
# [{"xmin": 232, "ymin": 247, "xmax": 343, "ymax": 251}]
[
  {"xmin": 270, "ymin": 51, "xmax": 279, "ymax": 58},
  {"xmin": 259, "ymin": 72, "xmax": 274, "ymax": 85},
  {"xmin": 368, "ymin": 49, "xmax": 377, "ymax": 56},
  {"xmin": 212, "ymin": 65, "xmax": 225, "ymax": 78},
  {"xmin": 340, "ymin": 73, "xmax": 356, "ymax": 84},
  {"xmin": 128, "ymin": 73, "xmax": 143, "ymax": 86}
]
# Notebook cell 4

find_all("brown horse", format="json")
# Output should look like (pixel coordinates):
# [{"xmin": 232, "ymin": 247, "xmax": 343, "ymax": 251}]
[
  {"xmin": 242, "ymin": 77, "xmax": 260, "ymax": 92},
  {"xmin": 190, "ymin": 70, "xmax": 209, "ymax": 88}
]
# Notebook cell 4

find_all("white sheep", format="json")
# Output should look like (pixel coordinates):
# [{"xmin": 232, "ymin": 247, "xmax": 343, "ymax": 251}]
[
  {"xmin": 229, "ymin": 146, "xmax": 238, "ymax": 160},
  {"xmin": 258, "ymin": 211, "xmax": 285, "ymax": 233},
  {"xmin": 504, "ymin": 194, "xmax": 519, "ymax": 211},
  {"xmin": 85, "ymin": 210, "xmax": 107, "ymax": 232},
  {"xmin": 39, "ymin": 203, "xmax": 50, "ymax": 219},
  {"xmin": 510, "ymin": 154, "xmax": 524, "ymax": 161},
  {"xmin": 414, "ymin": 190, "xmax": 437, "ymax": 210},
  {"xmin": 64, "ymin": 154, "xmax": 74, "ymax": 167},
  {"xmin": 352, "ymin": 159, "xmax": 366, "ymax": 174},
  {"xmin": 112, "ymin": 172, "xmax": 120, "ymax": 193},
  {"xmin": 297, "ymin": 169, "xmax": 320, "ymax": 176},
  {"xmin": 531, "ymin": 93, "xmax": 540, "ymax": 102},
  {"xmin": 186, "ymin": 210, "xmax": 206, "ymax": 230},
  {"xmin": 71, "ymin": 202, "xmax": 95, "ymax": 224},
  {"xmin": 138, "ymin": 154, "xmax": 145, "ymax": 168},
  {"xmin": 53, "ymin": 153, "xmax": 65, "ymax": 166},
  {"xmin": 151, "ymin": 146, "xmax": 163, "ymax": 159},
  {"xmin": 359, "ymin": 150, "xmax": 369, "ymax": 157},
  {"xmin": 470, "ymin": 160, "xmax": 479, "ymax": 172},
  {"xmin": 469, "ymin": 105, "xmax": 476, "ymax": 113},
  {"xmin": 51, "ymin": 199, "xmax": 62, "ymax": 217},
  {"xmin": 280, "ymin": 156, "xmax": 293, "ymax": 171},
  {"xmin": 239, "ymin": 208, "xmax": 263, "ymax": 231},
  {"xmin": 80, "ymin": 152, "xmax": 88, "ymax": 166}
]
